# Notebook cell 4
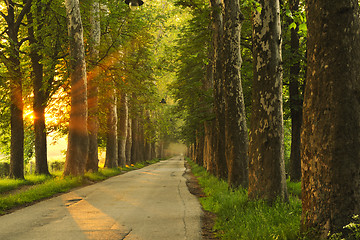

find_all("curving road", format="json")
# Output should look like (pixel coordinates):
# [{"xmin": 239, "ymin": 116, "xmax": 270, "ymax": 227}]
[{"xmin": 0, "ymin": 156, "xmax": 202, "ymax": 240}]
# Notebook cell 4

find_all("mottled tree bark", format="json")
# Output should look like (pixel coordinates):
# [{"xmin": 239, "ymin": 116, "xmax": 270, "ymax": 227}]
[
  {"xmin": 105, "ymin": 89, "xmax": 118, "ymax": 168},
  {"xmin": 117, "ymin": 92, "xmax": 128, "ymax": 167},
  {"xmin": 248, "ymin": 0, "xmax": 288, "ymax": 202},
  {"xmin": 210, "ymin": 0, "xmax": 227, "ymax": 180},
  {"xmin": 288, "ymin": 0, "xmax": 302, "ymax": 182},
  {"xmin": 86, "ymin": 0, "xmax": 101, "ymax": 172},
  {"xmin": 301, "ymin": 1, "xmax": 360, "ymax": 238},
  {"xmin": 64, "ymin": 0, "xmax": 89, "ymax": 176},
  {"xmin": 223, "ymin": 0, "xmax": 249, "ymax": 188}
]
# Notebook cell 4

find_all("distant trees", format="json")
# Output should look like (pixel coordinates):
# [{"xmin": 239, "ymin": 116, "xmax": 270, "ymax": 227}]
[{"xmin": 0, "ymin": 0, "xmax": 177, "ymax": 178}]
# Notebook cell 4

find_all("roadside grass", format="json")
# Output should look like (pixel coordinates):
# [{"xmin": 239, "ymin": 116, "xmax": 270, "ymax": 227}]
[
  {"xmin": 0, "ymin": 158, "xmax": 162, "ymax": 215},
  {"xmin": 0, "ymin": 174, "xmax": 52, "ymax": 194},
  {"xmin": 188, "ymin": 159, "xmax": 302, "ymax": 240}
]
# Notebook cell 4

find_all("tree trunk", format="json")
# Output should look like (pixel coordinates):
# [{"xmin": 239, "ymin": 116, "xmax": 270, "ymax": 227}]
[
  {"xmin": 223, "ymin": 0, "xmax": 249, "ymax": 188},
  {"xmin": 117, "ymin": 92, "xmax": 128, "ymax": 167},
  {"xmin": 131, "ymin": 117, "xmax": 139, "ymax": 163},
  {"xmin": 86, "ymin": 0, "xmax": 101, "ymax": 172},
  {"xmin": 151, "ymin": 142, "xmax": 156, "ymax": 160},
  {"xmin": 125, "ymin": 115, "xmax": 132, "ymax": 165},
  {"xmin": 301, "ymin": 1, "xmax": 360, "ymax": 238},
  {"xmin": 210, "ymin": 0, "xmax": 227, "ymax": 180},
  {"xmin": 195, "ymin": 130, "xmax": 204, "ymax": 166},
  {"xmin": 138, "ymin": 116, "xmax": 145, "ymax": 162},
  {"xmin": 144, "ymin": 110, "xmax": 151, "ymax": 161},
  {"xmin": 248, "ymin": 0, "xmax": 288, "ymax": 202},
  {"xmin": 203, "ymin": 121, "xmax": 216, "ymax": 173},
  {"xmin": 105, "ymin": 89, "xmax": 118, "ymax": 168},
  {"xmin": 1, "ymin": 1, "xmax": 32, "ymax": 179},
  {"xmin": 288, "ymin": 0, "xmax": 302, "ymax": 182},
  {"xmin": 9, "ymin": 54, "xmax": 24, "ymax": 179},
  {"xmin": 27, "ymin": 3, "xmax": 50, "ymax": 175},
  {"xmin": 64, "ymin": 0, "xmax": 89, "ymax": 176}
]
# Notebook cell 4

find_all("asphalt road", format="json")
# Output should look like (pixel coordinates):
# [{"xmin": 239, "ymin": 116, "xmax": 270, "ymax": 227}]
[{"xmin": 0, "ymin": 156, "xmax": 202, "ymax": 240}]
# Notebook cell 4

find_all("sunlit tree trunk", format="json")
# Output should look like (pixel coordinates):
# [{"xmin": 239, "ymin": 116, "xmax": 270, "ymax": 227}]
[
  {"xmin": 248, "ymin": 0, "xmax": 288, "ymax": 202},
  {"xmin": 64, "ymin": 0, "xmax": 89, "ymax": 176},
  {"xmin": 210, "ymin": 0, "xmax": 227, "ymax": 180},
  {"xmin": 301, "ymin": 1, "xmax": 360, "ymax": 238},
  {"xmin": 105, "ymin": 89, "xmax": 118, "ymax": 168},
  {"xmin": 117, "ymin": 91, "xmax": 128, "ymax": 167},
  {"xmin": 27, "ymin": 2, "xmax": 50, "ymax": 175},
  {"xmin": 86, "ymin": 0, "xmax": 101, "ymax": 172},
  {"xmin": 288, "ymin": 0, "xmax": 302, "ymax": 182},
  {"xmin": 223, "ymin": 0, "xmax": 249, "ymax": 188}
]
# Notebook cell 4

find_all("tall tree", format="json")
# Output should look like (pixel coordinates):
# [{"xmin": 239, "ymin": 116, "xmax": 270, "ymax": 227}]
[
  {"xmin": 86, "ymin": 0, "xmax": 101, "ymax": 172},
  {"xmin": 248, "ymin": 0, "xmax": 288, "ymax": 202},
  {"xmin": 104, "ymin": 88, "xmax": 118, "ymax": 168},
  {"xmin": 288, "ymin": 0, "xmax": 302, "ymax": 182},
  {"xmin": 117, "ymin": 91, "xmax": 128, "ymax": 167},
  {"xmin": 125, "ymin": 115, "xmax": 132, "ymax": 164},
  {"xmin": 0, "ymin": 0, "xmax": 32, "ymax": 179},
  {"xmin": 210, "ymin": 0, "xmax": 227, "ymax": 180},
  {"xmin": 27, "ymin": 0, "xmax": 50, "ymax": 175},
  {"xmin": 63, "ymin": 0, "xmax": 89, "ymax": 176},
  {"xmin": 222, "ymin": 0, "xmax": 249, "ymax": 188},
  {"xmin": 301, "ymin": 0, "xmax": 360, "ymax": 238}
]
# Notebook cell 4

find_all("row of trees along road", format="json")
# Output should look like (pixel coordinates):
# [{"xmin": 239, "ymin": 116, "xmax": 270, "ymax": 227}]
[
  {"xmin": 0, "ymin": 0, "xmax": 359, "ymax": 238},
  {"xmin": 0, "ymin": 0, "xmax": 181, "ymax": 177},
  {"xmin": 173, "ymin": 0, "xmax": 360, "ymax": 238}
]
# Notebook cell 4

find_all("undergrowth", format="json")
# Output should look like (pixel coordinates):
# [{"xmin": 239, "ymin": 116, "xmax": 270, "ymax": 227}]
[{"xmin": 188, "ymin": 159, "xmax": 302, "ymax": 240}]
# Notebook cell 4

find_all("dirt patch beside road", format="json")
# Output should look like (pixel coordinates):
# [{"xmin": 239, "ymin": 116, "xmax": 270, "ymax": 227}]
[{"xmin": 184, "ymin": 162, "xmax": 220, "ymax": 240}]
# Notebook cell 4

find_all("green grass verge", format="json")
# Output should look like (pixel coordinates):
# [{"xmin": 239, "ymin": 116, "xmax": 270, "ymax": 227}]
[
  {"xmin": 188, "ymin": 159, "xmax": 302, "ymax": 240},
  {"xmin": 0, "ymin": 174, "xmax": 52, "ymax": 194},
  {"xmin": 0, "ymin": 158, "xmax": 162, "ymax": 215}
]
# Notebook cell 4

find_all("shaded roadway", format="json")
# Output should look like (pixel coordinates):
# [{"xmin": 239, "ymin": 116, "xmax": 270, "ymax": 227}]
[{"xmin": 0, "ymin": 156, "xmax": 202, "ymax": 240}]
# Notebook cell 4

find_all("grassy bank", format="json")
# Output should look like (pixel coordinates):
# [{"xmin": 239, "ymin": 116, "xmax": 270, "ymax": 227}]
[
  {"xmin": 188, "ymin": 159, "xmax": 302, "ymax": 240},
  {"xmin": 0, "ymin": 159, "xmax": 161, "ymax": 215}
]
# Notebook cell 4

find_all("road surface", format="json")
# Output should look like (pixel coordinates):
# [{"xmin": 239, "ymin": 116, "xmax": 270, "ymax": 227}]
[{"xmin": 0, "ymin": 156, "xmax": 202, "ymax": 240}]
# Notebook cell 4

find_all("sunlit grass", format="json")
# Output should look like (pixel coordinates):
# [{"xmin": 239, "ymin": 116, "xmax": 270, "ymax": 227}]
[
  {"xmin": 188, "ymin": 159, "xmax": 302, "ymax": 240},
  {"xmin": 0, "ymin": 174, "xmax": 51, "ymax": 194},
  {"xmin": 0, "ymin": 176, "xmax": 83, "ymax": 214}
]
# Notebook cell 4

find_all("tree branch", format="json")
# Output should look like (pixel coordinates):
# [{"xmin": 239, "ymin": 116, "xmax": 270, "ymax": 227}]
[{"xmin": 14, "ymin": 0, "xmax": 32, "ymax": 33}]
